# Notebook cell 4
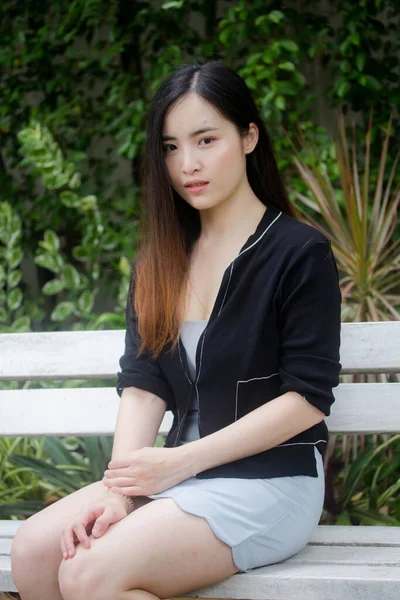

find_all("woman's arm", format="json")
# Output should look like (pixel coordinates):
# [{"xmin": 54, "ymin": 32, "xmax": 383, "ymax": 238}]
[
  {"xmin": 111, "ymin": 387, "xmax": 167, "ymax": 460},
  {"xmin": 178, "ymin": 391, "xmax": 323, "ymax": 477},
  {"xmin": 102, "ymin": 387, "xmax": 167, "ymax": 503}
]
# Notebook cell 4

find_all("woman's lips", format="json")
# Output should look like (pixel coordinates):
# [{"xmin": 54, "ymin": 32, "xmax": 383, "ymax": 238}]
[{"xmin": 185, "ymin": 182, "xmax": 209, "ymax": 194}]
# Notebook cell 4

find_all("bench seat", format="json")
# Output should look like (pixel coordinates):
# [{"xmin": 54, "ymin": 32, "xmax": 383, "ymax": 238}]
[{"xmin": 1, "ymin": 521, "xmax": 400, "ymax": 598}]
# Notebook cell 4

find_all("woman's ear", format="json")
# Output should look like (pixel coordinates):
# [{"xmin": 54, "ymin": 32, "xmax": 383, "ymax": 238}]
[{"xmin": 244, "ymin": 122, "xmax": 259, "ymax": 155}]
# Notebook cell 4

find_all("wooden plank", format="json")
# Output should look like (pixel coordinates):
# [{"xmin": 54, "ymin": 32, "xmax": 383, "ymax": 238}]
[
  {"xmin": 183, "ymin": 564, "xmax": 400, "ymax": 600},
  {"xmin": 1, "ymin": 522, "xmax": 398, "ymax": 549},
  {"xmin": 0, "ymin": 521, "xmax": 22, "ymax": 538},
  {"xmin": 2, "ymin": 555, "xmax": 400, "ymax": 597},
  {"xmin": 287, "ymin": 545, "xmax": 400, "ymax": 565},
  {"xmin": 1, "ymin": 383, "xmax": 399, "ymax": 437},
  {"xmin": 1, "ymin": 533, "xmax": 398, "ymax": 566},
  {"xmin": 0, "ymin": 388, "xmax": 173, "ymax": 436},
  {"xmin": 1, "ymin": 322, "xmax": 399, "ymax": 380},
  {"xmin": 340, "ymin": 321, "xmax": 400, "ymax": 374},
  {"xmin": 0, "ymin": 555, "xmax": 16, "ymax": 592},
  {"xmin": 0, "ymin": 330, "xmax": 123, "ymax": 380},
  {"xmin": 309, "ymin": 525, "xmax": 400, "ymax": 547}
]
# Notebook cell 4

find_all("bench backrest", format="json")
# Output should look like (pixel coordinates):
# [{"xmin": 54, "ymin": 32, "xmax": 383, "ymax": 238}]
[{"xmin": 0, "ymin": 322, "xmax": 399, "ymax": 437}]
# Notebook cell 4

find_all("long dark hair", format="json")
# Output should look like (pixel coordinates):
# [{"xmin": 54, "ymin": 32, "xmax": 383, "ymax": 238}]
[{"xmin": 133, "ymin": 60, "xmax": 296, "ymax": 359}]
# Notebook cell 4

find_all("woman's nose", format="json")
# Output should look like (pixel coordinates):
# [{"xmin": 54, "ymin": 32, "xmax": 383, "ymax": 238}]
[{"xmin": 181, "ymin": 150, "xmax": 200, "ymax": 174}]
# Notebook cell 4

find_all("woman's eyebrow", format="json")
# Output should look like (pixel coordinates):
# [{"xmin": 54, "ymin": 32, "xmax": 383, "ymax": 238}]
[{"xmin": 162, "ymin": 127, "xmax": 220, "ymax": 142}]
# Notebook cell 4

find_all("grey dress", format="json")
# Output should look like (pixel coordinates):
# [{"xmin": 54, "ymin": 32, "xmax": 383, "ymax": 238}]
[{"xmin": 147, "ymin": 319, "xmax": 325, "ymax": 573}]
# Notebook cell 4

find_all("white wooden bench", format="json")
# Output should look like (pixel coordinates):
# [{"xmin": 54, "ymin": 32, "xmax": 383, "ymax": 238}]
[{"xmin": 1, "ymin": 321, "xmax": 400, "ymax": 599}]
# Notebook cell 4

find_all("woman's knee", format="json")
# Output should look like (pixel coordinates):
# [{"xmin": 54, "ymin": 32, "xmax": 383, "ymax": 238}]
[
  {"xmin": 11, "ymin": 518, "xmax": 54, "ymax": 584},
  {"xmin": 58, "ymin": 547, "xmax": 108, "ymax": 600}
]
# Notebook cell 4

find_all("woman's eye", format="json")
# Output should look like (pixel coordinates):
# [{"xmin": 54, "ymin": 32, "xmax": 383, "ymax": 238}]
[
  {"xmin": 162, "ymin": 138, "xmax": 214, "ymax": 153},
  {"xmin": 199, "ymin": 137, "xmax": 214, "ymax": 146}
]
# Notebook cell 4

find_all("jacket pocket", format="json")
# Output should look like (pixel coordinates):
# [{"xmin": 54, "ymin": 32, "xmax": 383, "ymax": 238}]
[{"xmin": 235, "ymin": 373, "xmax": 280, "ymax": 421}]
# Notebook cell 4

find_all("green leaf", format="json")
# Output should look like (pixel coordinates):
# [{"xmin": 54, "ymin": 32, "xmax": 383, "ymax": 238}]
[
  {"xmin": 119, "ymin": 256, "xmax": 131, "ymax": 278},
  {"xmin": 337, "ymin": 79, "xmax": 350, "ymax": 98},
  {"xmin": 161, "ymin": 0, "xmax": 184, "ymax": 8},
  {"xmin": 0, "ymin": 306, "xmax": 8, "ymax": 322},
  {"xmin": 81, "ymin": 195, "xmax": 97, "ymax": 211},
  {"xmin": 72, "ymin": 246, "xmax": 89, "ymax": 262},
  {"xmin": 0, "ymin": 264, "xmax": 6, "ymax": 284},
  {"xmin": 42, "ymin": 279, "xmax": 65, "ymax": 295},
  {"xmin": 246, "ymin": 76, "xmax": 257, "ymax": 90},
  {"xmin": 279, "ymin": 40, "xmax": 299, "ymax": 53},
  {"xmin": 60, "ymin": 190, "xmax": 81, "ymax": 208},
  {"xmin": 68, "ymin": 172, "xmax": 81, "ymax": 189},
  {"xmin": 43, "ymin": 230, "xmax": 60, "ymax": 252},
  {"xmin": 8, "ymin": 455, "xmax": 82, "ymax": 494},
  {"xmin": 11, "ymin": 315, "xmax": 31, "ymax": 332},
  {"xmin": 92, "ymin": 263, "xmax": 101, "ymax": 280},
  {"xmin": 268, "ymin": 10, "xmax": 284, "ymax": 24},
  {"xmin": 275, "ymin": 95, "xmax": 286, "ymax": 110},
  {"xmin": 278, "ymin": 61, "xmax": 295, "ymax": 71},
  {"xmin": 8, "ymin": 247, "xmax": 23, "ymax": 269},
  {"xmin": 359, "ymin": 74, "xmax": 382, "ymax": 91},
  {"xmin": 62, "ymin": 264, "xmax": 81, "ymax": 290},
  {"xmin": 277, "ymin": 81, "xmax": 297, "ymax": 95},
  {"xmin": 356, "ymin": 52, "xmax": 366, "ymax": 71},
  {"xmin": 51, "ymin": 301, "xmax": 75, "ymax": 321},
  {"xmin": 35, "ymin": 253, "xmax": 61, "ymax": 273},
  {"xmin": 77, "ymin": 289, "xmax": 95, "ymax": 314},
  {"xmin": 7, "ymin": 269, "xmax": 22, "ymax": 289},
  {"xmin": 7, "ymin": 287, "xmax": 23, "ymax": 311},
  {"xmin": 8, "ymin": 227, "xmax": 22, "ymax": 249},
  {"xmin": 218, "ymin": 29, "xmax": 230, "ymax": 46}
]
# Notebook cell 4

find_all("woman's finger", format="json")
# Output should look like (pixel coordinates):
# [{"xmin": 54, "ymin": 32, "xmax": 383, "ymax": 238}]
[
  {"xmin": 103, "ymin": 476, "xmax": 135, "ymax": 487},
  {"xmin": 73, "ymin": 522, "xmax": 91, "ymax": 548},
  {"xmin": 62, "ymin": 525, "xmax": 77, "ymax": 558},
  {"xmin": 110, "ymin": 485, "xmax": 145, "ymax": 495}
]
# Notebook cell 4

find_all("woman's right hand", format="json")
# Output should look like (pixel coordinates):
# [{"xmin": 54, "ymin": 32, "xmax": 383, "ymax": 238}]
[{"xmin": 60, "ymin": 496, "xmax": 130, "ymax": 560}]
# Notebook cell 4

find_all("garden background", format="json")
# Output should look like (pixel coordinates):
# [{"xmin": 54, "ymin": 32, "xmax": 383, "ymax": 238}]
[{"xmin": 0, "ymin": 0, "xmax": 399, "ymax": 529}]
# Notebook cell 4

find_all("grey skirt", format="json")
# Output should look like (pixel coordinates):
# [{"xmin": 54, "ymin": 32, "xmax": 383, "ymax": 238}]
[{"xmin": 148, "ymin": 444, "xmax": 325, "ymax": 572}]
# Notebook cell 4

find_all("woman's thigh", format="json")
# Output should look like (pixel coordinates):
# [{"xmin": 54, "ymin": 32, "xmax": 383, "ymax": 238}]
[
  {"xmin": 11, "ymin": 480, "xmax": 151, "ymax": 570},
  {"xmin": 58, "ymin": 497, "xmax": 240, "ymax": 600}
]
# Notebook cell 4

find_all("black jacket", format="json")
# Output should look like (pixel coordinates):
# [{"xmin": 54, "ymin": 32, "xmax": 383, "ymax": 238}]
[{"xmin": 116, "ymin": 204, "xmax": 342, "ymax": 479}]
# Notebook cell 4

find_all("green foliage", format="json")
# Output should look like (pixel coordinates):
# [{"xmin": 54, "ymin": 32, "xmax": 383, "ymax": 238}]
[
  {"xmin": 0, "ymin": 433, "xmax": 166, "ymax": 519},
  {"xmin": 331, "ymin": 434, "xmax": 400, "ymax": 526},
  {"xmin": 291, "ymin": 111, "xmax": 400, "ymax": 322},
  {"xmin": 16, "ymin": 121, "xmax": 130, "ymax": 330},
  {"xmin": 0, "ymin": 202, "xmax": 35, "ymax": 332}
]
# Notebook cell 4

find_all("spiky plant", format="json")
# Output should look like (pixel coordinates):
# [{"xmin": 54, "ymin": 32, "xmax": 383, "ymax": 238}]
[{"xmin": 290, "ymin": 110, "xmax": 399, "ymax": 323}]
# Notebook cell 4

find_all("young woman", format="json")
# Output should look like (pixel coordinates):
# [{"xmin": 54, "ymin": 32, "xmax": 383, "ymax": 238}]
[{"xmin": 11, "ymin": 60, "xmax": 341, "ymax": 600}]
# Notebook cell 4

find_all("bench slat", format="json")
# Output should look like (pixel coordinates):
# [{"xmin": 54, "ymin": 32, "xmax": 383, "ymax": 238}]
[
  {"xmin": 1, "ymin": 383, "xmax": 399, "ymax": 437},
  {"xmin": 1, "ymin": 534, "xmax": 398, "ymax": 565},
  {"xmin": 1, "ymin": 522, "xmax": 398, "ymax": 547},
  {"xmin": 1, "ymin": 544, "xmax": 400, "ymax": 597},
  {"xmin": 1, "ymin": 321, "xmax": 399, "ymax": 380},
  {"xmin": 184, "ymin": 563, "xmax": 400, "ymax": 600}
]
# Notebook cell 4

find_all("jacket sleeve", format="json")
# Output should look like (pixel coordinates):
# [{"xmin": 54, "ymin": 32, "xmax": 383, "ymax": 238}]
[
  {"xmin": 276, "ymin": 240, "xmax": 342, "ymax": 416},
  {"xmin": 116, "ymin": 265, "xmax": 176, "ymax": 412}
]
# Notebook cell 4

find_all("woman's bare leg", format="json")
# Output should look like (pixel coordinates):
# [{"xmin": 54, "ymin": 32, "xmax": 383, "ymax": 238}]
[{"xmin": 10, "ymin": 480, "xmax": 153, "ymax": 600}]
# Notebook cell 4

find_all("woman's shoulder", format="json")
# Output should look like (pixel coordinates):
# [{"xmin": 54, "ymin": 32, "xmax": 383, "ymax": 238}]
[{"xmin": 273, "ymin": 209, "xmax": 330, "ymax": 251}]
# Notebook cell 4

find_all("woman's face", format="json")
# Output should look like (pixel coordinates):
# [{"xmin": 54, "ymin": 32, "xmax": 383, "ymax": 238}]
[{"xmin": 162, "ymin": 92, "xmax": 258, "ymax": 210}]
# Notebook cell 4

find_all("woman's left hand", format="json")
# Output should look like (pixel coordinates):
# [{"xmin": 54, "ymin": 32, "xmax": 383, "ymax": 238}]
[{"xmin": 102, "ymin": 447, "xmax": 191, "ymax": 496}]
